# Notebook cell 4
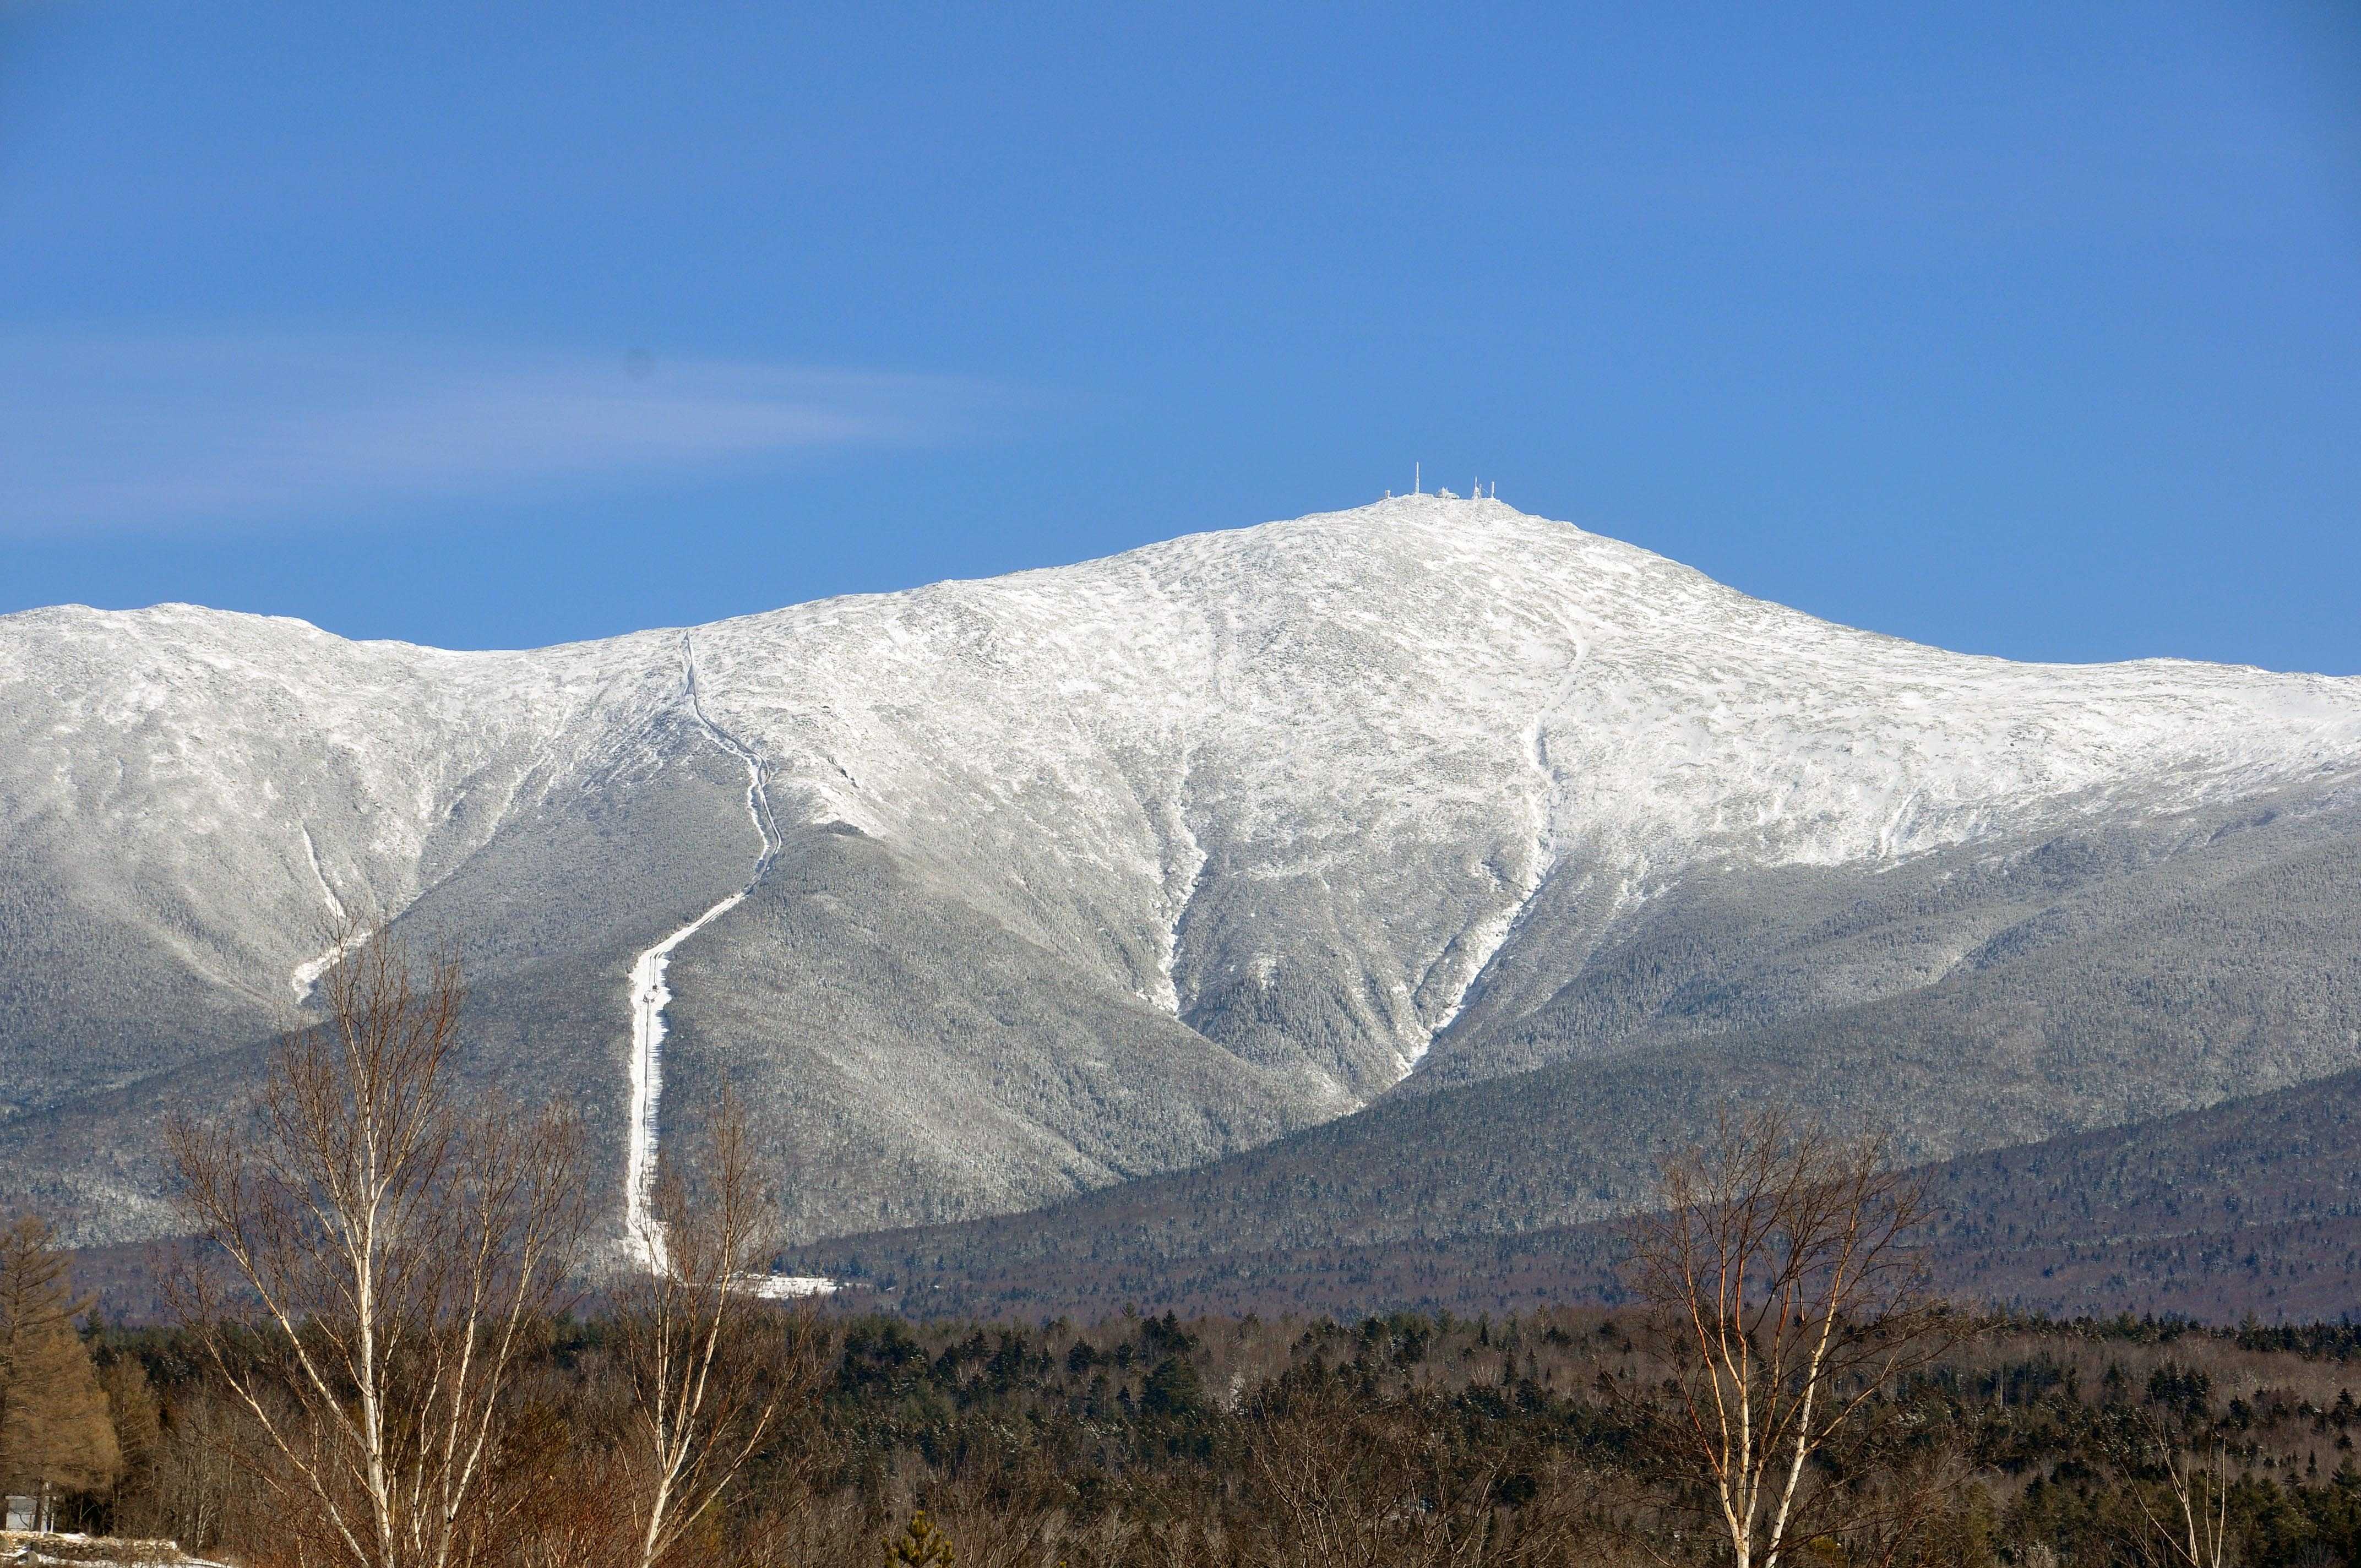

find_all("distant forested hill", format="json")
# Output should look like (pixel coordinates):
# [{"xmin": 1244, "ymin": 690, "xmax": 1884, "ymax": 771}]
[{"xmin": 791, "ymin": 1064, "xmax": 2361, "ymax": 1325}]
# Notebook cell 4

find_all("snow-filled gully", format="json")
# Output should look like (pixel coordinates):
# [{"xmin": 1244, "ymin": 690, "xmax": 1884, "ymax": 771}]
[
  {"xmin": 622, "ymin": 635, "xmax": 832, "ymax": 1295},
  {"xmin": 1394, "ymin": 710, "xmax": 1570, "ymax": 1081},
  {"xmin": 289, "ymin": 825, "xmax": 367, "ymax": 1001}
]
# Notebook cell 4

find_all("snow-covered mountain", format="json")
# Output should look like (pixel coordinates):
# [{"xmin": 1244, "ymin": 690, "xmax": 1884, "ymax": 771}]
[{"xmin": 8, "ymin": 496, "xmax": 2361, "ymax": 1246}]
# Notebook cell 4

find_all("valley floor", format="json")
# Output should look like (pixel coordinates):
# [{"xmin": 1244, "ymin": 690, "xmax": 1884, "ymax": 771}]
[{"xmin": 59, "ymin": 1308, "xmax": 2361, "ymax": 1567}]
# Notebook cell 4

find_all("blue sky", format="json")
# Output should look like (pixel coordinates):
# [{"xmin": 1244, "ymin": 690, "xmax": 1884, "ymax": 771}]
[{"xmin": 4, "ymin": 3, "xmax": 2357, "ymax": 668}]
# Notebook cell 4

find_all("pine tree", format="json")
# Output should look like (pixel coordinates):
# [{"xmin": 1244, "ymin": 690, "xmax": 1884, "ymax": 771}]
[
  {"xmin": 888, "ymin": 1508, "xmax": 955, "ymax": 1566},
  {"xmin": 0, "ymin": 1215, "xmax": 119, "ymax": 1528}
]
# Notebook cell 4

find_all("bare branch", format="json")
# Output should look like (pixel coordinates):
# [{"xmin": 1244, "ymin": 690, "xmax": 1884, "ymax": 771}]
[
  {"xmin": 167, "ymin": 919, "xmax": 587, "ymax": 1568},
  {"xmin": 1622, "ymin": 1104, "xmax": 1960, "ymax": 1568}
]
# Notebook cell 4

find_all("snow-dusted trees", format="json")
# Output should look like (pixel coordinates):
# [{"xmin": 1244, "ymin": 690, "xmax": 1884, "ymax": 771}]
[
  {"xmin": 166, "ymin": 924, "xmax": 586, "ymax": 1568},
  {"xmin": 1624, "ymin": 1106, "xmax": 1955, "ymax": 1568}
]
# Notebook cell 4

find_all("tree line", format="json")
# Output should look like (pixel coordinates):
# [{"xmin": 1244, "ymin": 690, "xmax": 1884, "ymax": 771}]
[{"xmin": 9, "ymin": 927, "xmax": 2361, "ymax": 1564}]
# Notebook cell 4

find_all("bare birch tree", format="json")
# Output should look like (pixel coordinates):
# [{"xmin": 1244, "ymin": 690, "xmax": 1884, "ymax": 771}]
[
  {"xmin": 166, "ymin": 923, "xmax": 586, "ymax": 1568},
  {"xmin": 611, "ymin": 1087, "xmax": 791, "ymax": 1568},
  {"xmin": 2119, "ymin": 1412, "xmax": 2238, "ymax": 1568},
  {"xmin": 1624, "ymin": 1104, "xmax": 1954, "ymax": 1568}
]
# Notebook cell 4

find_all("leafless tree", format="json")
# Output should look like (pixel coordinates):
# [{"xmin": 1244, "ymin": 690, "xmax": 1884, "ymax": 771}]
[
  {"xmin": 166, "ymin": 921, "xmax": 586, "ymax": 1568},
  {"xmin": 2118, "ymin": 1411, "xmax": 2238, "ymax": 1568},
  {"xmin": 610, "ymin": 1087, "xmax": 793, "ymax": 1568},
  {"xmin": 1623, "ymin": 1104, "xmax": 1956, "ymax": 1568},
  {"xmin": 501, "ymin": 1441, "xmax": 640, "ymax": 1568},
  {"xmin": 1242, "ymin": 1381, "xmax": 1514, "ymax": 1568},
  {"xmin": 150, "ymin": 1392, "xmax": 249, "ymax": 1554}
]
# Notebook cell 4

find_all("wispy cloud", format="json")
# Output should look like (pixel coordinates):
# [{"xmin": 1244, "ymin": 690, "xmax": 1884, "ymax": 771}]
[{"xmin": 0, "ymin": 333, "xmax": 999, "ymax": 535}]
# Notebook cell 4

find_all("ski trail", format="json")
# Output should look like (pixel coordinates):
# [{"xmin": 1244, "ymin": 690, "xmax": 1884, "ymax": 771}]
[{"xmin": 622, "ymin": 636, "xmax": 834, "ymax": 1295}]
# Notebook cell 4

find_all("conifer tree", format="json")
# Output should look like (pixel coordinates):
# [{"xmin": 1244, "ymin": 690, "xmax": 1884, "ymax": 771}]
[
  {"xmin": 888, "ymin": 1508, "xmax": 955, "ymax": 1566},
  {"xmin": 0, "ymin": 1215, "xmax": 120, "ymax": 1528},
  {"xmin": 0, "ymin": 1214, "xmax": 80, "ymax": 1343},
  {"xmin": 99, "ymin": 1354, "xmax": 162, "ymax": 1526}
]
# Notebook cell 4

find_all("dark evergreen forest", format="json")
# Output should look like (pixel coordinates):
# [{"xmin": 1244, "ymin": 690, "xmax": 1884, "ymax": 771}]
[{"xmin": 29, "ymin": 1304, "xmax": 2361, "ymax": 1566}]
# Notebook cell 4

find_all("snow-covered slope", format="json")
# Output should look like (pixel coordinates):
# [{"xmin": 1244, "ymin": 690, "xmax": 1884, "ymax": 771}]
[
  {"xmin": 692, "ymin": 498, "xmax": 2361, "ymax": 1075},
  {"xmin": 6, "ymin": 496, "xmax": 2360, "ymax": 1244}
]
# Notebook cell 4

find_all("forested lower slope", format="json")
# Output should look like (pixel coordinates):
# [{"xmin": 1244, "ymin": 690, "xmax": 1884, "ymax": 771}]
[
  {"xmin": 788, "ymin": 1059, "xmax": 2361, "ymax": 1323},
  {"xmin": 791, "ymin": 804, "xmax": 2361, "ymax": 1322}
]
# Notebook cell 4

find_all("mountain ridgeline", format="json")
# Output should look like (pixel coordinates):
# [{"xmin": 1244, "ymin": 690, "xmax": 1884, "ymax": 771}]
[{"xmin": 5, "ymin": 497, "xmax": 2359, "ymax": 1275}]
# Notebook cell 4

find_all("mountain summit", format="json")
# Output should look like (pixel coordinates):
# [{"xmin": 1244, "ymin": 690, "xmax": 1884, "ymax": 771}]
[{"xmin": 7, "ymin": 497, "xmax": 2360, "ymax": 1246}]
